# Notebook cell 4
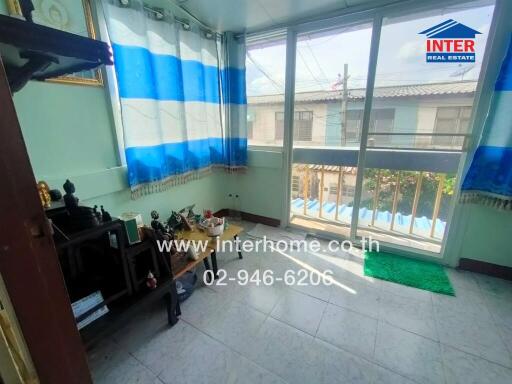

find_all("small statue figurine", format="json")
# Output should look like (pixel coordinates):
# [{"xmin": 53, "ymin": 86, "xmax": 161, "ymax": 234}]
[
  {"xmin": 63, "ymin": 179, "xmax": 79, "ymax": 210},
  {"xmin": 101, "ymin": 206, "xmax": 112, "ymax": 222},
  {"xmin": 49, "ymin": 189, "xmax": 62, "ymax": 202},
  {"xmin": 37, "ymin": 181, "xmax": 51, "ymax": 209},
  {"xmin": 167, "ymin": 211, "xmax": 183, "ymax": 231},
  {"xmin": 93, "ymin": 205, "xmax": 101, "ymax": 221},
  {"xmin": 151, "ymin": 210, "xmax": 172, "ymax": 238}
]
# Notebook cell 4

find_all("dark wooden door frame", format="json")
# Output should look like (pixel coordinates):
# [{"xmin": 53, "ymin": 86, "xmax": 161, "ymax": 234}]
[{"xmin": 0, "ymin": 59, "xmax": 92, "ymax": 383}]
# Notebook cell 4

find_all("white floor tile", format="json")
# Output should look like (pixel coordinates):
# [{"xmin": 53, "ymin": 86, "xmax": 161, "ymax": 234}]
[
  {"xmin": 329, "ymin": 278, "xmax": 381, "ymax": 319},
  {"xmin": 378, "ymin": 291, "xmax": 438, "ymax": 340},
  {"xmin": 374, "ymin": 322, "xmax": 444, "ymax": 384},
  {"xmin": 316, "ymin": 303, "xmax": 378, "ymax": 358},
  {"xmin": 271, "ymin": 289, "xmax": 327, "ymax": 335},
  {"xmin": 442, "ymin": 344, "xmax": 512, "ymax": 384},
  {"xmin": 435, "ymin": 302, "xmax": 512, "ymax": 367}
]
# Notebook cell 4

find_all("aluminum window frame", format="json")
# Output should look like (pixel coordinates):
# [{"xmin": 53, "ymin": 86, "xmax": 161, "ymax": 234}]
[{"xmin": 279, "ymin": 0, "xmax": 499, "ymax": 262}]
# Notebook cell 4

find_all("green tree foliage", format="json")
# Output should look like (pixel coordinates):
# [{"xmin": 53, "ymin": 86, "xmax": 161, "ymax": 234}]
[{"xmin": 361, "ymin": 169, "xmax": 456, "ymax": 220}]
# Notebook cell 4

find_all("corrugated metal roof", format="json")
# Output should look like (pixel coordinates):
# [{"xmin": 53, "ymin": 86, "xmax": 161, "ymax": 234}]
[
  {"xmin": 248, "ymin": 81, "xmax": 477, "ymax": 105},
  {"xmin": 291, "ymin": 198, "xmax": 446, "ymax": 238}
]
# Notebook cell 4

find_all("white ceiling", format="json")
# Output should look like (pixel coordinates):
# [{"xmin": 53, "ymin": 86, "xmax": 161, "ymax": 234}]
[{"xmin": 175, "ymin": 0, "xmax": 395, "ymax": 33}]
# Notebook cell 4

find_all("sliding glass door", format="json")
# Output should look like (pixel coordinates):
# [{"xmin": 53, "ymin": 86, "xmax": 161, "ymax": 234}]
[
  {"xmin": 287, "ymin": 0, "xmax": 495, "ymax": 254},
  {"xmin": 289, "ymin": 22, "xmax": 374, "ymax": 238}
]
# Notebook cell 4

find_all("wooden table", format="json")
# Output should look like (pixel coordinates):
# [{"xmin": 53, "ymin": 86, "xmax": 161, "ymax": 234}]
[{"xmin": 177, "ymin": 224, "xmax": 244, "ymax": 279}]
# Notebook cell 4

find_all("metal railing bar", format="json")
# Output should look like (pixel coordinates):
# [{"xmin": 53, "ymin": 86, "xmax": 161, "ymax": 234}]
[
  {"xmin": 319, "ymin": 165, "xmax": 325, "ymax": 218},
  {"xmin": 371, "ymin": 169, "xmax": 381, "ymax": 227},
  {"xmin": 430, "ymin": 174, "xmax": 445, "ymax": 238},
  {"xmin": 335, "ymin": 167, "xmax": 343, "ymax": 222},
  {"xmin": 368, "ymin": 132, "xmax": 471, "ymax": 137},
  {"xmin": 303, "ymin": 165, "xmax": 309, "ymax": 216},
  {"xmin": 366, "ymin": 146, "xmax": 463, "ymax": 153},
  {"xmin": 390, "ymin": 171, "xmax": 401, "ymax": 231},
  {"xmin": 409, "ymin": 172, "xmax": 423, "ymax": 234}
]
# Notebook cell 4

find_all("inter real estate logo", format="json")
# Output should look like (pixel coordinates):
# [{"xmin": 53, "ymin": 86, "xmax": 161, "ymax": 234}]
[{"xmin": 419, "ymin": 19, "xmax": 481, "ymax": 63}]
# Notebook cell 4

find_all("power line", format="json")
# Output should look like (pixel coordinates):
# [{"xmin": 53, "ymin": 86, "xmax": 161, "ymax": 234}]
[
  {"xmin": 297, "ymin": 49, "xmax": 327, "ymax": 89},
  {"xmin": 246, "ymin": 51, "xmax": 284, "ymax": 93},
  {"xmin": 304, "ymin": 40, "xmax": 330, "ymax": 84}
]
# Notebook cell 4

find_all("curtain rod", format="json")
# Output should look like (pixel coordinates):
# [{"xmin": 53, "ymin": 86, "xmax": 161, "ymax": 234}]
[
  {"xmin": 167, "ymin": 0, "xmax": 215, "ymax": 32},
  {"xmin": 143, "ymin": 4, "xmax": 220, "ymax": 38}
]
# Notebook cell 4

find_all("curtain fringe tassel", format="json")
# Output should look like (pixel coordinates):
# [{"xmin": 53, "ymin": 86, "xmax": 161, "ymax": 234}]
[
  {"xmin": 460, "ymin": 192, "xmax": 512, "ymax": 211},
  {"xmin": 130, "ymin": 165, "xmax": 247, "ymax": 199}
]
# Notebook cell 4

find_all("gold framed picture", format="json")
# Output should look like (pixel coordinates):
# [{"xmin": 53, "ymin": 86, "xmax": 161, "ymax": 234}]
[{"xmin": 6, "ymin": 0, "xmax": 103, "ymax": 87}]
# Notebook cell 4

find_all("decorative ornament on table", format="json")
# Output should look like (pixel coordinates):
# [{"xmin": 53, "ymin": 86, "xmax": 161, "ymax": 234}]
[
  {"xmin": 146, "ymin": 271, "xmax": 157, "ymax": 289},
  {"xmin": 186, "ymin": 246, "xmax": 198, "ymax": 261},
  {"xmin": 61, "ymin": 179, "xmax": 112, "ymax": 229},
  {"xmin": 167, "ymin": 211, "xmax": 184, "ymax": 231},
  {"xmin": 101, "ymin": 206, "xmax": 112, "ymax": 222},
  {"xmin": 37, "ymin": 180, "xmax": 51, "ymax": 209},
  {"xmin": 63, "ymin": 179, "xmax": 79, "ymax": 209},
  {"xmin": 49, "ymin": 188, "xmax": 62, "ymax": 202},
  {"xmin": 93, "ymin": 205, "xmax": 101, "ymax": 222},
  {"xmin": 150, "ymin": 210, "xmax": 174, "ymax": 239}
]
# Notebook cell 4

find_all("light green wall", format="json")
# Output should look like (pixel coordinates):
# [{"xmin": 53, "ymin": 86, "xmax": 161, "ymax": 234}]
[
  {"xmin": 225, "ymin": 151, "xmax": 284, "ymax": 220},
  {"xmin": 13, "ymin": 82, "xmax": 119, "ymax": 177},
  {"xmin": 457, "ymin": 205, "xmax": 511, "ymax": 267},
  {"xmin": 12, "ymin": 78, "xmax": 227, "ymax": 222}
]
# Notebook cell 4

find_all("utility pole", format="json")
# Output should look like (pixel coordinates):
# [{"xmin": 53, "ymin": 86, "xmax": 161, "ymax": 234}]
[{"xmin": 340, "ymin": 63, "xmax": 348, "ymax": 146}]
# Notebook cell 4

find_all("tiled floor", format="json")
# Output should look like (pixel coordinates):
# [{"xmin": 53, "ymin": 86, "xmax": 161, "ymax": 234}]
[{"xmin": 88, "ymin": 224, "xmax": 512, "ymax": 384}]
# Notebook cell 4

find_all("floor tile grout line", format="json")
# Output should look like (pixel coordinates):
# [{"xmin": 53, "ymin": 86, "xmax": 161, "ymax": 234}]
[
  {"xmin": 312, "ymin": 318, "xmax": 423, "ymax": 384},
  {"xmin": 177, "ymin": 317, "xmax": 292, "ymax": 384},
  {"xmin": 430, "ymin": 291, "xmax": 449, "ymax": 384},
  {"xmin": 476, "ymin": 282, "xmax": 512, "ymax": 365},
  {"xmin": 313, "ymin": 298, "xmax": 328, "ymax": 337}
]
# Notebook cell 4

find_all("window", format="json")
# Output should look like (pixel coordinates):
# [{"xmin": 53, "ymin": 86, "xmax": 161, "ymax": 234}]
[
  {"xmin": 432, "ymin": 106, "xmax": 471, "ymax": 148},
  {"xmin": 329, "ymin": 183, "xmax": 338, "ymax": 195},
  {"xmin": 369, "ymin": 109, "xmax": 395, "ymax": 146},
  {"xmin": 342, "ymin": 185, "xmax": 355, "ymax": 197},
  {"xmin": 246, "ymin": 36, "xmax": 286, "ymax": 147},
  {"xmin": 292, "ymin": 175, "xmax": 301, "ymax": 199},
  {"xmin": 345, "ymin": 109, "xmax": 395, "ymax": 144},
  {"xmin": 275, "ymin": 111, "xmax": 313, "ymax": 141}
]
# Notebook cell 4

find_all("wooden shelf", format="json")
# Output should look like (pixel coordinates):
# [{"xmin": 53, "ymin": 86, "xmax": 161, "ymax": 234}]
[
  {"xmin": 80, "ymin": 276, "xmax": 176, "ymax": 349},
  {"xmin": 0, "ymin": 13, "xmax": 113, "ymax": 91}
]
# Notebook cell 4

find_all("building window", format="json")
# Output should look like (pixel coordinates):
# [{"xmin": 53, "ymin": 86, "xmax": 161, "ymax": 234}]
[
  {"xmin": 346, "ymin": 110, "xmax": 362, "ymax": 142},
  {"xmin": 345, "ymin": 109, "xmax": 395, "ymax": 144},
  {"xmin": 432, "ymin": 106, "xmax": 471, "ymax": 148},
  {"xmin": 342, "ymin": 185, "xmax": 355, "ymax": 197},
  {"xmin": 370, "ymin": 109, "xmax": 395, "ymax": 145},
  {"xmin": 275, "ymin": 111, "xmax": 314, "ymax": 141},
  {"xmin": 329, "ymin": 183, "xmax": 338, "ymax": 195}
]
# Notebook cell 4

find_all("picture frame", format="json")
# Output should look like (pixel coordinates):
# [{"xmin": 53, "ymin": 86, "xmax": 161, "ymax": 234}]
[{"xmin": 5, "ymin": 0, "xmax": 103, "ymax": 87}]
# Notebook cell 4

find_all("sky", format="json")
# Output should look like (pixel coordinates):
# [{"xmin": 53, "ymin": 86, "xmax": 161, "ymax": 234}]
[{"xmin": 246, "ymin": 2, "xmax": 495, "ymax": 96}]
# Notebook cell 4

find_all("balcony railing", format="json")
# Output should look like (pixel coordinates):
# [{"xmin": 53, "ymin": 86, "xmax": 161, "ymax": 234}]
[{"xmin": 291, "ymin": 163, "xmax": 454, "ymax": 243}]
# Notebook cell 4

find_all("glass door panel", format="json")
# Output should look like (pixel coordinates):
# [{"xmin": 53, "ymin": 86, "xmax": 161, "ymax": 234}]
[
  {"xmin": 356, "ymin": 1, "xmax": 495, "ymax": 253},
  {"xmin": 289, "ymin": 23, "xmax": 373, "ymax": 235}
]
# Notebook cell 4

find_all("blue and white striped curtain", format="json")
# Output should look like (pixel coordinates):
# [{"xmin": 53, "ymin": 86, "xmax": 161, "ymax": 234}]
[
  {"xmin": 102, "ymin": 0, "xmax": 247, "ymax": 197},
  {"xmin": 461, "ymin": 36, "xmax": 512, "ymax": 210}
]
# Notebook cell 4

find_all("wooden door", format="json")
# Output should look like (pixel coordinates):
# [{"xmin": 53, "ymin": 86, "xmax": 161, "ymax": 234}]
[{"xmin": 0, "ymin": 58, "xmax": 92, "ymax": 383}]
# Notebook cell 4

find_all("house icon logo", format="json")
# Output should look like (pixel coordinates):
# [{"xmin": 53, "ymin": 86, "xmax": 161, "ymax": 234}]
[{"xmin": 419, "ymin": 19, "xmax": 481, "ymax": 63}]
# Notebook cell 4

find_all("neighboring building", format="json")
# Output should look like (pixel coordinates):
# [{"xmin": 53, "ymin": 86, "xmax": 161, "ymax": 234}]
[{"xmin": 247, "ymin": 80, "xmax": 476, "ymax": 150}]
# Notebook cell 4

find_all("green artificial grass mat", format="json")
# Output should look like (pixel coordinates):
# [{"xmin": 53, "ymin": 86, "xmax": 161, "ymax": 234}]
[{"xmin": 364, "ymin": 251, "xmax": 455, "ymax": 296}]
